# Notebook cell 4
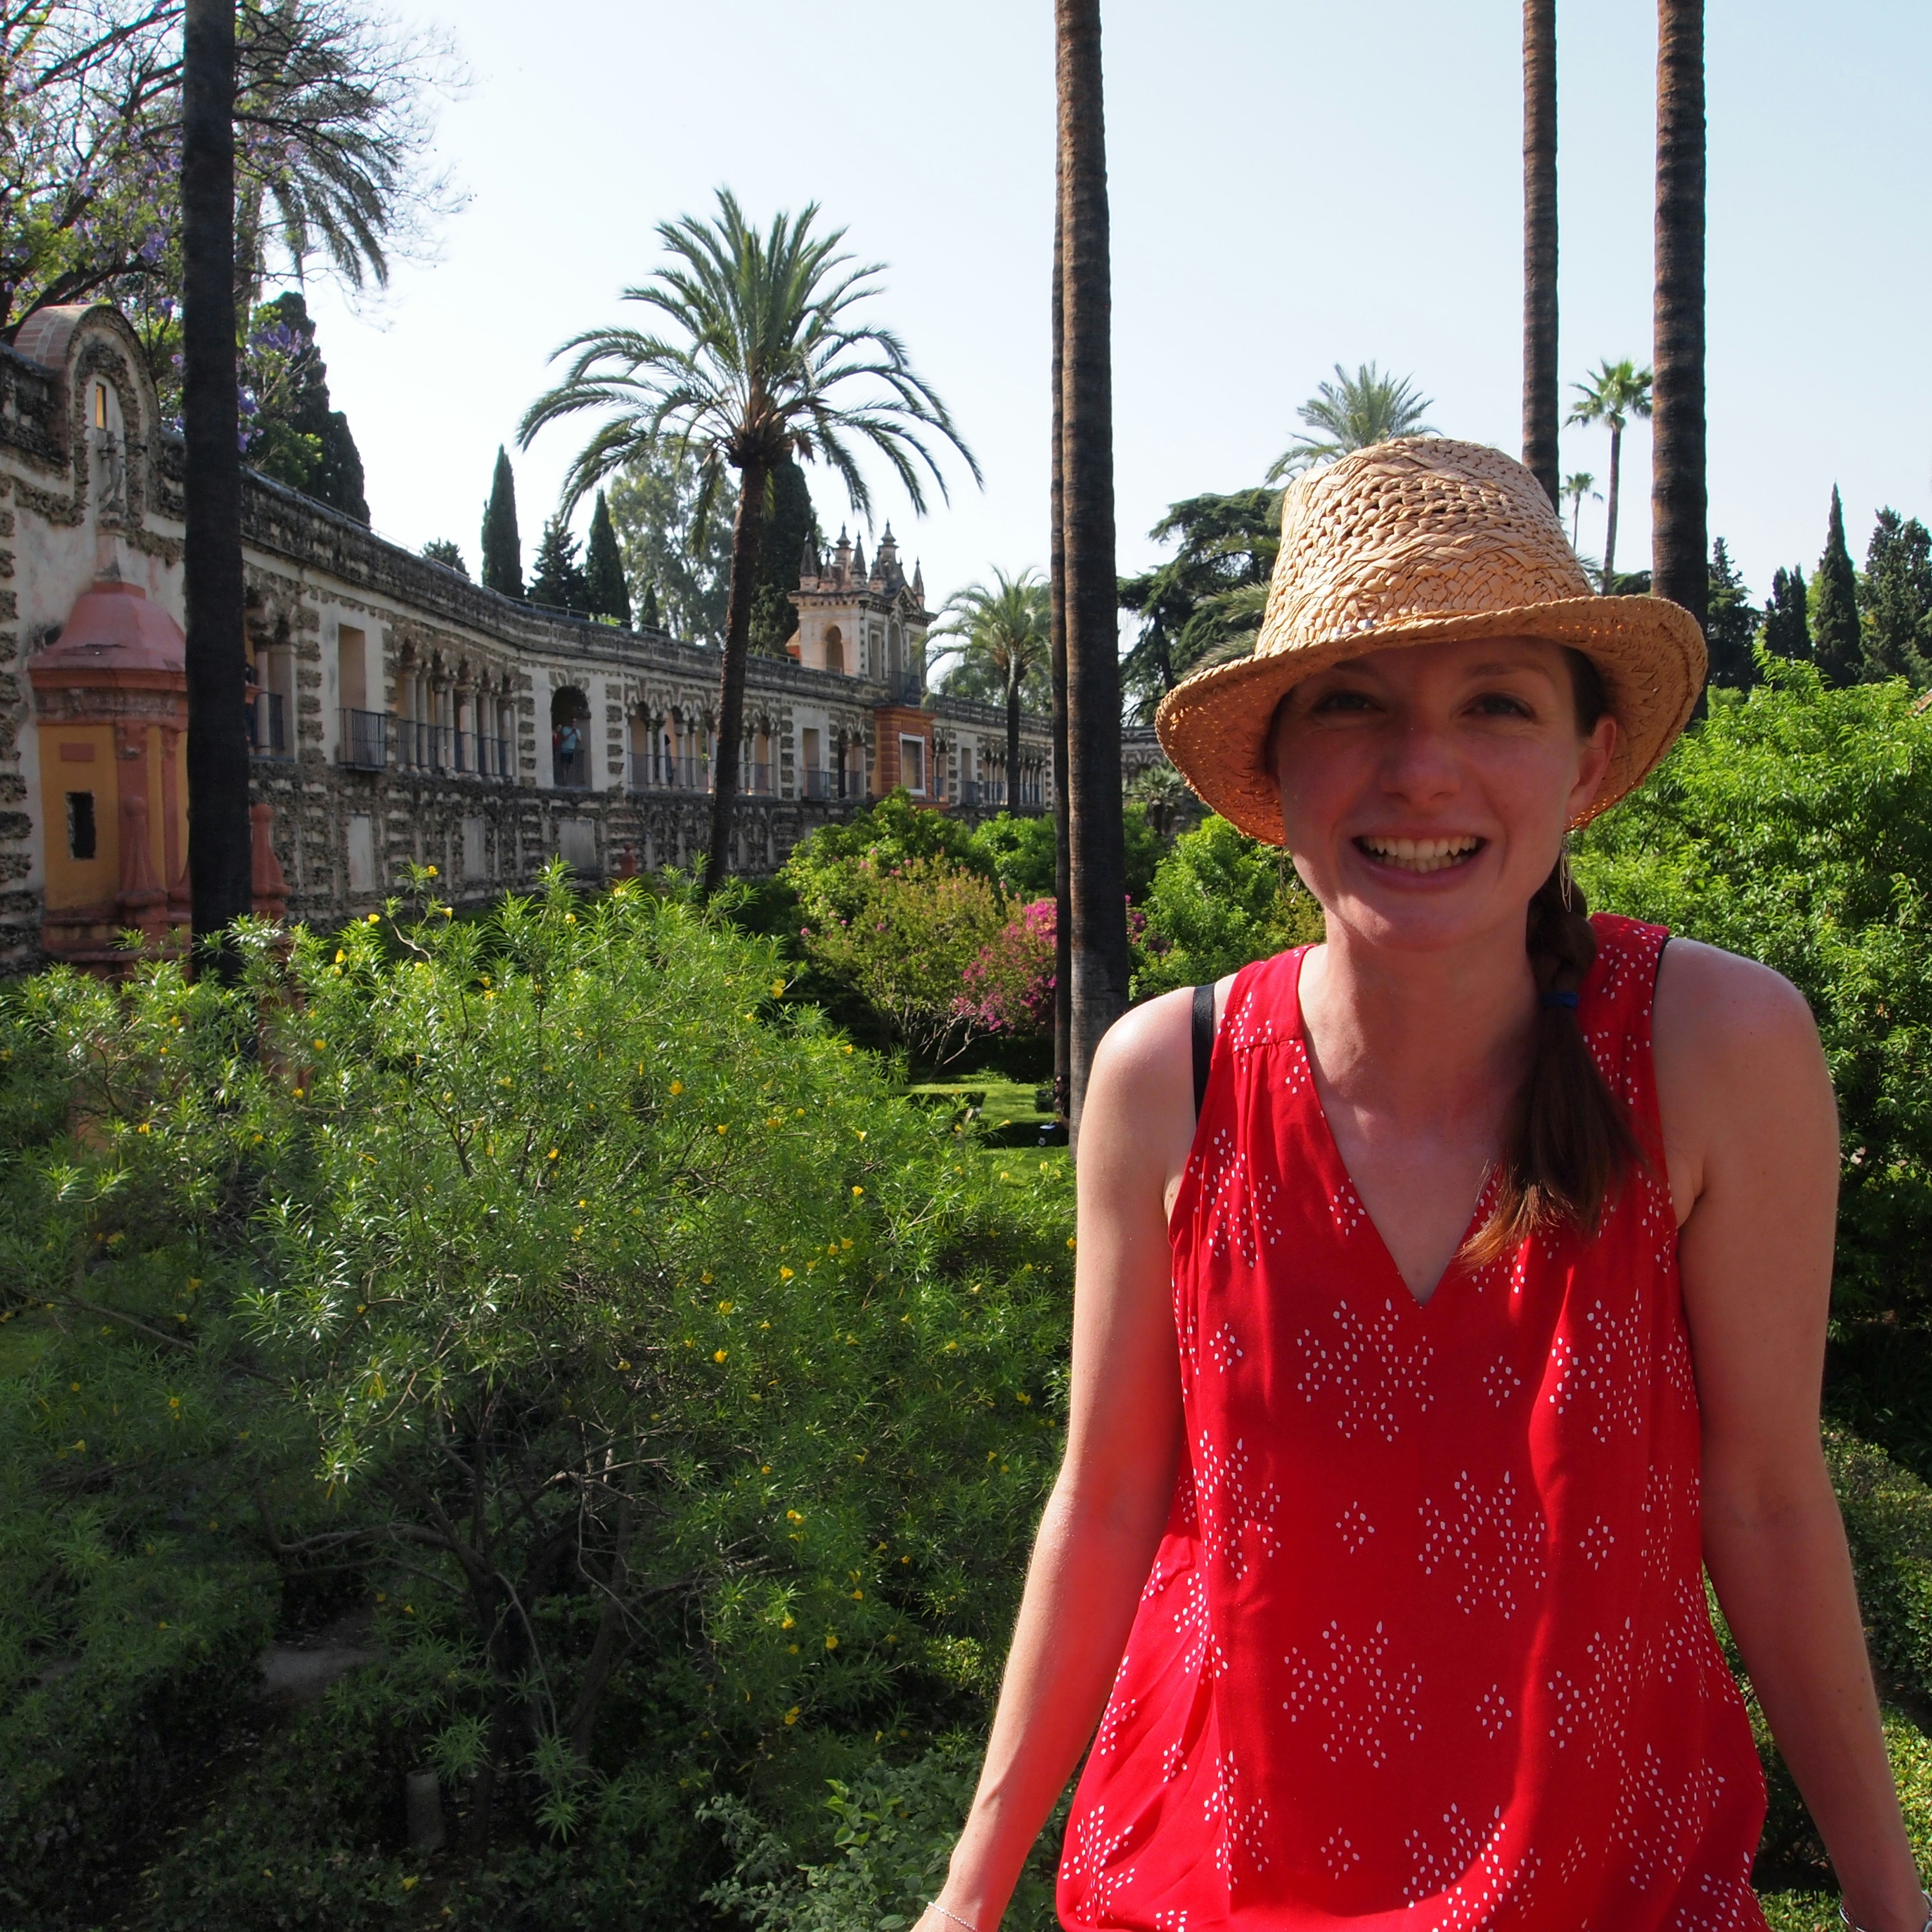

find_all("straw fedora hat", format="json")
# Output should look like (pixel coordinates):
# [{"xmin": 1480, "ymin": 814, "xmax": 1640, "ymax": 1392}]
[{"xmin": 1153, "ymin": 437, "xmax": 1707, "ymax": 845}]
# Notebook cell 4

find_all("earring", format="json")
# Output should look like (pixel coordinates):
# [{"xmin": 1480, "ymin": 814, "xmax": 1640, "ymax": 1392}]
[{"xmin": 1558, "ymin": 849, "xmax": 1576, "ymax": 914}]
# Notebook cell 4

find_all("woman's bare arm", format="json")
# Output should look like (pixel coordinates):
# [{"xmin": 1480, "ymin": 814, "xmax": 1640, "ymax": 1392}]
[
  {"xmin": 922, "ymin": 989, "xmax": 1198, "ymax": 1930},
  {"xmin": 1658, "ymin": 940, "xmax": 1924, "ymax": 1932}
]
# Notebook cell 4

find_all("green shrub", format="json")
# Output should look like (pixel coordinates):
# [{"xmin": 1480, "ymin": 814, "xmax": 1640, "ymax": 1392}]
[
  {"xmin": 0, "ymin": 874, "xmax": 1076, "ymax": 1924},
  {"xmin": 1132, "ymin": 814, "xmax": 1324, "ymax": 999},
  {"xmin": 1573, "ymin": 664, "xmax": 1932, "ymax": 1349}
]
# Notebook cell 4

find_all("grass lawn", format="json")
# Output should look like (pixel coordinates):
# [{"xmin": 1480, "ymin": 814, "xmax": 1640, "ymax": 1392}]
[{"xmin": 905, "ymin": 1077, "xmax": 1066, "ymax": 1147}]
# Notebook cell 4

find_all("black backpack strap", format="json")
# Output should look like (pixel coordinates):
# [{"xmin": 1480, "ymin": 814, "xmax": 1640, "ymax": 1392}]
[{"xmin": 1191, "ymin": 981, "xmax": 1216, "ymax": 1119}]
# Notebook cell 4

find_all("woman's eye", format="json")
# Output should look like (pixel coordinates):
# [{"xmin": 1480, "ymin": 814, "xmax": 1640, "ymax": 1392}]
[
  {"xmin": 1311, "ymin": 689, "xmax": 1375, "ymax": 714},
  {"xmin": 1471, "ymin": 692, "xmax": 1534, "ymax": 718}
]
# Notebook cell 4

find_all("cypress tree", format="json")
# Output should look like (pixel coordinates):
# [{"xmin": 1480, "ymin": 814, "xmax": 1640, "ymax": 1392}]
[
  {"xmin": 749, "ymin": 456, "xmax": 819, "ymax": 653},
  {"xmin": 1863, "ymin": 508, "xmax": 1932, "ymax": 686},
  {"xmin": 1763, "ymin": 566, "xmax": 1810, "ymax": 661},
  {"xmin": 584, "ymin": 491, "xmax": 630, "ymax": 624},
  {"xmin": 481, "ymin": 447, "xmax": 524, "ymax": 598},
  {"xmin": 638, "ymin": 583, "xmax": 662, "ymax": 631},
  {"xmin": 1705, "ymin": 538, "xmax": 1757, "ymax": 689},
  {"xmin": 1812, "ymin": 486, "xmax": 1864, "ymax": 687}
]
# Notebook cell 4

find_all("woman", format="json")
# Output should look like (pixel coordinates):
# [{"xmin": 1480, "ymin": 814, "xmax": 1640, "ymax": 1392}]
[{"xmin": 920, "ymin": 442, "xmax": 1925, "ymax": 1931}]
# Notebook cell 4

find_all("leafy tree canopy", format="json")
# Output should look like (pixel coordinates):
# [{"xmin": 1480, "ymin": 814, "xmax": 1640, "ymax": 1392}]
[
  {"xmin": 605, "ymin": 439, "xmax": 733, "ymax": 646},
  {"xmin": 932, "ymin": 570, "xmax": 1051, "ymax": 711},
  {"xmin": 529, "ymin": 514, "xmax": 590, "ymax": 616},
  {"xmin": 1117, "ymin": 488, "xmax": 1279, "ymax": 722},
  {"xmin": 419, "ymin": 537, "xmax": 466, "ymax": 576},
  {"xmin": 1706, "ymin": 538, "xmax": 1757, "ymax": 690},
  {"xmin": 1764, "ymin": 565, "xmax": 1811, "ymax": 663},
  {"xmin": 1268, "ymin": 362, "xmax": 1435, "ymax": 483},
  {"xmin": 0, "ymin": 1, "xmax": 460, "ymax": 414},
  {"xmin": 1864, "ymin": 508, "xmax": 1932, "ymax": 688},
  {"xmin": 240, "ymin": 290, "xmax": 366, "ymax": 521},
  {"xmin": 749, "ymin": 457, "xmax": 821, "ymax": 656}
]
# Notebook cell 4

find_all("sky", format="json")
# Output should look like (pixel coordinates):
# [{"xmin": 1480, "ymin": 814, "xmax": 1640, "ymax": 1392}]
[{"xmin": 301, "ymin": 0, "xmax": 1932, "ymax": 631}]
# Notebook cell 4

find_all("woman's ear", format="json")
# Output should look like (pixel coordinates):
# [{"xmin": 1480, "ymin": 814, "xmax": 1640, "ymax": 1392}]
[{"xmin": 1567, "ymin": 712, "xmax": 1619, "ymax": 820}]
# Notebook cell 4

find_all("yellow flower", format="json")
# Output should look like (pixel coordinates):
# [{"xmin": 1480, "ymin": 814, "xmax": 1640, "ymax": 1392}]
[
  {"xmin": 850, "ymin": 1588, "xmax": 863, "ymax": 1600},
  {"xmin": 313, "ymin": 1039, "xmax": 326, "ymax": 1051},
  {"xmin": 824, "ymin": 1633, "xmax": 839, "ymax": 1651},
  {"xmin": 770, "ymin": 980, "xmax": 785, "ymax": 997},
  {"xmin": 716, "ymin": 1123, "xmax": 728, "ymax": 1135},
  {"xmin": 718, "ymin": 1300, "xmax": 734, "ymax": 1314},
  {"xmin": 565, "ymin": 912, "xmax": 577, "ymax": 924},
  {"xmin": 617, "ymin": 1358, "xmax": 631, "ymax": 1371},
  {"xmin": 334, "ymin": 948, "xmax": 345, "ymax": 962},
  {"xmin": 779, "ymin": 1266, "xmax": 793, "ymax": 1281},
  {"xmin": 547, "ymin": 1148, "xmax": 559, "ymax": 1160},
  {"xmin": 291, "ymin": 1088, "xmax": 304, "ymax": 1099},
  {"xmin": 426, "ymin": 865, "xmax": 438, "ymax": 877},
  {"xmin": 851, "ymin": 1186, "xmax": 863, "ymax": 1197},
  {"xmin": 843, "ymin": 1044, "xmax": 854, "ymax": 1056},
  {"xmin": 366, "ymin": 913, "xmax": 379, "ymax": 924},
  {"xmin": 670, "ymin": 1080, "xmax": 684, "ymax": 1096},
  {"xmin": 785, "ymin": 1510, "xmax": 803, "ymax": 1524},
  {"xmin": 1067, "ymin": 1236, "xmax": 1077, "ymax": 1250},
  {"xmin": 783, "ymin": 1707, "xmax": 800, "ymax": 1726},
  {"xmin": 713, "ymin": 1348, "xmax": 728, "ymax": 1363},
  {"xmin": 701, "ymin": 1271, "xmax": 713, "ymax": 1285},
  {"xmin": 841, "ymin": 1238, "xmax": 852, "ymax": 1250},
  {"xmin": 762, "ymin": 1465, "xmax": 772, "ymax": 1475},
  {"xmin": 136, "ymin": 1122, "xmax": 150, "ymax": 1135}
]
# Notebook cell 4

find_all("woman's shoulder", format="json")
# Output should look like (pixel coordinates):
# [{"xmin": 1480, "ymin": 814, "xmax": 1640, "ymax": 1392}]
[{"xmin": 1653, "ymin": 935, "xmax": 1819, "ymax": 1056}]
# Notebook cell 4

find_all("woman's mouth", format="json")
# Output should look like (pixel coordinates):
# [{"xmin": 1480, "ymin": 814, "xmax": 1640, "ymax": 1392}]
[{"xmin": 1355, "ymin": 835, "xmax": 1485, "ymax": 875}]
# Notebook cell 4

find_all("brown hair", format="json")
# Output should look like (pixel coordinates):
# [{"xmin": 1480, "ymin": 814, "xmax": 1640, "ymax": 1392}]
[{"xmin": 1461, "ymin": 651, "xmax": 1640, "ymax": 1266}]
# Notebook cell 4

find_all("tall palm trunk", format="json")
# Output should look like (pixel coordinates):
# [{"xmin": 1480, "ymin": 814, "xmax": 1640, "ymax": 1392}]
[
  {"xmin": 1601, "ymin": 422, "xmax": 1623, "ymax": 592},
  {"xmin": 1521, "ymin": 0, "xmax": 1560, "ymax": 509},
  {"xmin": 702, "ymin": 460, "xmax": 768, "ymax": 893},
  {"xmin": 1050, "ymin": 205, "xmax": 1072, "ymax": 1121},
  {"xmin": 1057, "ymin": 0, "xmax": 1129, "ymax": 1153},
  {"xmin": 181, "ymin": 0, "xmax": 253, "ymax": 959},
  {"xmin": 1652, "ymin": 0, "xmax": 1707, "ymax": 638},
  {"xmin": 1006, "ymin": 660, "xmax": 1023, "ymax": 810}
]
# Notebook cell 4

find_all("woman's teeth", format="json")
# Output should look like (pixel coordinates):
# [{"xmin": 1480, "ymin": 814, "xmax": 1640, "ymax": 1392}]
[{"xmin": 1358, "ymin": 836, "xmax": 1482, "ymax": 874}]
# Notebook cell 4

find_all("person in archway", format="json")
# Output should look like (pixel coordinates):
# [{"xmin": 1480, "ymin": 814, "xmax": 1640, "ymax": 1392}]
[{"xmin": 919, "ymin": 441, "xmax": 1925, "ymax": 1932}]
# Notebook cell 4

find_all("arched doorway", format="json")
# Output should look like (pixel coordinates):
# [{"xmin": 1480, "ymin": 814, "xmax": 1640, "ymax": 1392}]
[{"xmin": 551, "ymin": 686, "xmax": 591, "ymax": 789}]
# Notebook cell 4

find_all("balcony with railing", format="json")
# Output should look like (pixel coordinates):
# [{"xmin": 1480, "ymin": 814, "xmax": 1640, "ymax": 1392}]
[
  {"xmin": 628, "ymin": 752, "xmax": 710, "ymax": 792},
  {"xmin": 386, "ymin": 715, "xmax": 515, "ymax": 779},
  {"xmin": 801, "ymin": 767, "xmax": 832, "ymax": 800}
]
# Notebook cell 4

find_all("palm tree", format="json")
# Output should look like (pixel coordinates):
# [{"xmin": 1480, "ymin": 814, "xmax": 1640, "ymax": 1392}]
[
  {"xmin": 1561, "ymin": 470, "xmax": 1600, "ymax": 550},
  {"xmin": 1267, "ymin": 361, "xmax": 1437, "ymax": 483},
  {"xmin": 1058, "ymin": 0, "xmax": 1130, "ymax": 1147},
  {"xmin": 931, "ymin": 570, "xmax": 1052, "ymax": 808},
  {"xmin": 1567, "ymin": 358, "xmax": 1653, "ymax": 591},
  {"xmin": 1652, "ymin": 0, "xmax": 1707, "ymax": 637},
  {"xmin": 1521, "ymin": 0, "xmax": 1560, "ymax": 509},
  {"xmin": 518, "ymin": 189, "xmax": 978, "ymax": 892},
  {"xmin": 182, "ymin": 0, "xmax": 254, "ymax": 957}
]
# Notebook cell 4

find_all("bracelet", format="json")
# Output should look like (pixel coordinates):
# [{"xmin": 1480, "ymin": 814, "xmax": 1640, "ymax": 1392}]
[
  {"xmin": 926, "ymin": 1905, "xmax": 981, "ymax": 1932},
  {"xmin": 1839, "ymin": 1888, "xmax": 1932, "ymax": 1932}
]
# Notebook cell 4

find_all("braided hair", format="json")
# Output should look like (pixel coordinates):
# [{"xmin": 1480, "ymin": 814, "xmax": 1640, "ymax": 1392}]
[{"xmin": 1462, "ymin": 652, "xmax": 1640, "ymax": 1265}]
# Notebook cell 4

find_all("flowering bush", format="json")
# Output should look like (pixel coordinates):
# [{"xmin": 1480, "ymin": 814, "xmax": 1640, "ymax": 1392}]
[
  {"xmin": 0, "ymin": 871, "xmax": 1074, "ymax": 1927},
  {"xmin": 958, "ymin": 899, "xmax": 1057, "ymax": 1038}
]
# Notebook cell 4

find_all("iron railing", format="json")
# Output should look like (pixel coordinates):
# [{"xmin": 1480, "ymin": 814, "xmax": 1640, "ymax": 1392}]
[
  {"xmin": 628, "ymin": 752, "xmax": 710, "ymax": 791},
  {"xmin": 339, "ymin": 707, "xmax": 389, "ymax": 770}
]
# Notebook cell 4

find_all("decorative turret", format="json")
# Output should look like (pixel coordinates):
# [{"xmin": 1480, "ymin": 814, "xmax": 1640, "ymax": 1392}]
[
  {"xmin": 875, "ymin": 525, "xmax": 901, "ymax": 592},
  {"xmin": 798, "ymin": 529, "xmax": 820, "ymax": 591},
  {"xmin": 833, "ymin": 526, "xmax": 853, "ymax": 585},
  {"xmin": 851, "ymin": 536, "xmax": 867, "ymax": 583},
  {"xmin": 912, "ymin": 559, "xmax": 926, "ymax": 606}
]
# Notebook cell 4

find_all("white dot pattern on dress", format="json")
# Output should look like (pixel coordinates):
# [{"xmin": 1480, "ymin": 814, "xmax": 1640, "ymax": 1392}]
[
  {"xmin": 1336, "ymin": 1501, "xmax": 1376, "ymax": 1556},
  {"xmin": 1059, "ymin": 1802, "xmax": 1137, "ymax": 1918},
  {"xmin": 1545, "ymin": 1286, "xmax": 1649, "ymax": 1440},
  {"xmin": 1475, "ymin": 1683, "xmax": 1514, "ymax": 1740},
  {"xmin": 1281, "ymin": 1618, "xmax": 1424, "ymax": 1768},
  {"xmin": 1193, "ymin": 1429, "xmax": 1281, "ymax": 1576},
  {"xmin": 1295, "ymin": 1295, "xmax": 1436, "ymax": 1441},
  {"xmin": 1416, "ymin": 1468, "xmax": 1548, "ymax": 1621}
]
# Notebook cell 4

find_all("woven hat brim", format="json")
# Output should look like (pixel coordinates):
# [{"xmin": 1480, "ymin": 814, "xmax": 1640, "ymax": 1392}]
[{"xmin": 1153, "ymin": 595, "xmax": 1708, "ymax": 846}]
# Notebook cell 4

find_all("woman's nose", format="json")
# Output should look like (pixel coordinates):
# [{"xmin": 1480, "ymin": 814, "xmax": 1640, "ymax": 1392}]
[{"xmin": 1378, "ymin": 719, "xmax": 1463, "ymax": 802}]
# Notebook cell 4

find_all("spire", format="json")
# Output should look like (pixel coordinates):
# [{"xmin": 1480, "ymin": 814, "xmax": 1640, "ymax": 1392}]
[
  {"xmin": 797, "ymin": 528, "xmax": 819, "ymax": 590},
  {"xmin": 834, "ymin": 525, "xmax": 852, "ymax": 585},
  {"xmin": 912, "ymin": 558, "xmax": 925, "ymax": 605},
  {"xmin": 851, "ymin": 535, "xmax": 867, "ymax": 583},
  {"xmin": 875, "ymin": 523, "xmax": 901, "ymax": 591}
]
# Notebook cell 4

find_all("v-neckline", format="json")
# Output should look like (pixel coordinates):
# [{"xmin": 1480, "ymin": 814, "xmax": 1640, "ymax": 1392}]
[{"xmin": 1285, "ymin": 947, "xmax": 1493, "ymax": 1313}]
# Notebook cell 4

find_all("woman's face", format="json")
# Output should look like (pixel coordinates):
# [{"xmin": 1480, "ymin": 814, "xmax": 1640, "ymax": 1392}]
[{"xmin": 1270, "ymin": 636, "xmax": 1617, "ymax": 956}]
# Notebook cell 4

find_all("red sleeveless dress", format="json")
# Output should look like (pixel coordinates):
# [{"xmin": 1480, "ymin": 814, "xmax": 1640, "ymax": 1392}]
[{"xmin": 1058, "ymin": 916, "xmax": 1767, "ymax": 1931}]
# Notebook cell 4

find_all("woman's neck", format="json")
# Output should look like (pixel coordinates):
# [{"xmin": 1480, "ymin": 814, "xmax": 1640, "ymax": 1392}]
[{"xmin": 1298, "ymin": 916, "xmax": 1539, "ymax": 1131}]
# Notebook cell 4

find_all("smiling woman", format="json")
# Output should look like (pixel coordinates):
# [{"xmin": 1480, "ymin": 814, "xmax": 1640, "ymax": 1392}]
[{"xmin": 919, "ymin": 440, "xmax": 1932, "ymax": 1932}]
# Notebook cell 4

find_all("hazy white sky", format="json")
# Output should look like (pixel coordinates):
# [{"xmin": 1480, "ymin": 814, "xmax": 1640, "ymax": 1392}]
[{"xmin": 302, "ymin": 0, "xmax": 1932, "ymax": 626}]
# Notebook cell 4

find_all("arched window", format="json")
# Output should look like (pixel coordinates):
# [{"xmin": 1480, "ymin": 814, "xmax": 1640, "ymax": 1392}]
[{"xmin": 824, "ymin": 624, "xmax": 845, "ymax": 674}]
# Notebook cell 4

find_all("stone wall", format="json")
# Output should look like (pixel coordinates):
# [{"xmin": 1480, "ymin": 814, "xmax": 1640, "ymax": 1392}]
[{"xmin": 0, "ymin": 303, "xmax": 1172, "ymax": 965}]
